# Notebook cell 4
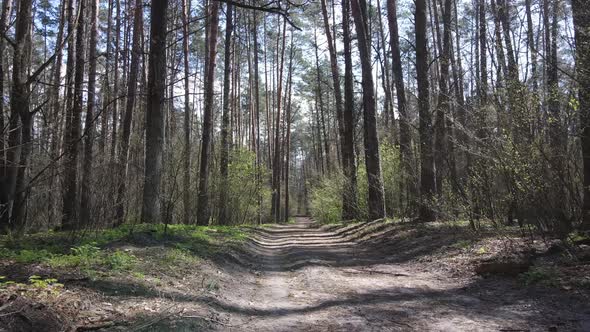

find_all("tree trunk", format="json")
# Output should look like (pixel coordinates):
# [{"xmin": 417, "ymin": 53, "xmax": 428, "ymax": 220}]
[
  {"xmin": 182, "ymin": 0, "xmax": 192, "ymax": 224},
  {"xmin": 0, "ymin": 0, "xmax": 13, "ymax": 228},
  {"xmin": 252, "ymin": 12, "xmax": 262, "ymax": 224},
  {"xmin": 284, "ymin": 30, "xmax": 294, "ymax": 223},
  {"xmin": 342, "ymin": 0, "xmax": 359, "ymax": 220},
  {"xmin": 111, "ymin": 0, "xmax": 121, "ymax": 160},
  {"xmin": 312, "ymin": 26, "xmax": 330, "ymax": 177},
  {"xmin": 219, "ymin": 3, "xmax": 234, "ymax": 225},
  {"xmin": 415, "ymin": 0, "xmax": 436, "ymax": 221},
  {"xmin": 387, "ymin": 0, "xmax": 413, "ymax": 214},
  {"xmin": 434, "ymin": 0, "xmax": 452, "ymax": 197},
  {"xmin": 271, "ymin": 18, "xmax": 287, "ymax": 222},
  {"xmin": 62, "ymin": 0, "xmax": 86, "ymax": 230},
  {"xmin": 142, "ymin": 0, "xmax": 169, "ymax": 223},
  {"xmin": 376, "ymin": 0, "xmax": 395, "ymax": 137},
  {"xmin": 115, "ymin": 0, "xmax": 142, "ymax": 225},
  {"xmin": 351, "ymin": 0, "xmax": 386, "ymax": 221},
  {"xmin": 0, "ymin": 0, "xmax": 12, "ymax": 165},
  {"xmin": 573, "ymin": 0, "xmax": 590, "ymax": 230},
  {"xmin": 100, "ymin": 0, "xmax": 113, "ymax": 155},
  {"xmin": 321, "ymin": 0, "xmax": 354, "ymax": 220},
  {"xmin": 5, "ymin": 0, "xmax": 32, "ymax": 232},
  {"xmin": 196, "ymin": 1, "xmax": 220, "ymax": 225},
  {"xmin": 80, "ymin": 0, "xmax": 99, "ymax": 226}
]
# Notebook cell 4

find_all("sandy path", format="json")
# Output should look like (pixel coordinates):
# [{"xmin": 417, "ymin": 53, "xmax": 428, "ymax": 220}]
[
  {"xmin": 203, "ymin": 217, "xmax": 588, "ymax": 331},
  {"xmin": 125, "ymin": 217, "xmax": 589, "ymax": 331}
]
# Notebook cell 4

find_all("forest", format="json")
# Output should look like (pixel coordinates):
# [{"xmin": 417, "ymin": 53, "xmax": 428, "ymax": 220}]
[{"xmin": 0, "ymin": 0, "xmax": 589, "ymax": 330}]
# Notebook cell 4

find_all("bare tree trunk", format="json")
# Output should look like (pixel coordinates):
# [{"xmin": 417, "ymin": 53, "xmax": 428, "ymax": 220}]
[
  {"xmin": 573, "ymin": 0, "xmax": 590, "ymax": 230},
  {"xmin": 387, "ymin": 0, "xmax": 413, "ymax": 214},
  {"xmin": 5, "ymin": 0, "xmax": 33, "ymax": 232},
  {"xmin": 142, "ymin": 0, "xmax": 169, "ymax": 223},
  {"xmin": 525, "ymin": 0, "xmax": 539, "ymax": 102},
  {"xmin": 284, "ymin": 30, "xmax": 294, "ymax": 223},
  {"xmin": 100, "ymin": 0, "xmax": 113, "ymax": 155},
  {"xmin": 0, "ymin": 0, "xmax": 12, "ymax": 164},
  {"xmin": 115, "ymin": 0, "xmax": 142, "ymax": 225},
  {"xmin": 451, "ymin": 0, "xmax": 467, "ymax": 183},
  {"xmin": 219, "ymin": 3, "xmax": 234, "ymax": 225},
  {"xmin": 196, "ymin": 1, "xmax": 220, "ymax": 225},
  {"xmin": 313, "ymin": 26, "xmax": 330, "ymax": 174},
  {"xmin": 80, "ymin": 0, "xmax": 99, "ymax": 226},
  {"xmin": 111, "ymin": 0, "xmax": 121, "ymax": 160},
  {"xmin": 182, "ymin": 0, "xmax": 191, "ymax": 224},
  {"xmin": 271, "ymin": 17, "xmax": 287, "ymax": 222},
  {"xmin": 342, "ymin": 0, "xmax": 359, "ymax": 220},
  {"xmin": 415, "ymin": 0, "xmax": 435, "ymax": 221},
  {"xmin": 376, "ymin": 0, "xmax": 395, "ymax": 136},
  {"xmin": 434, "ymin": 0, "xmax": 452, "ymax": 197},
  {"xmin": 351, "ymin": 0, "xmax": 386, "ymax": 221},
  {"xmin": 45, "ymin": 0, "xmax": 67, "ymax": 227},
  {"xmin": 252, "ymin": 12, "xmax": 262, "ymax": 224},
  {"xmin": 547, "ymin": 0, "xmax": 561, "ymax": 151},
  {"xmin": 0, "ymin": 0, "xmax": 14, "ymax": 227},
  {"xmin": 62, "ymin": 0, "xmax": 86, "ymax": 230},
  {"xmin": 321, "ymin": 0, "xmax": 354, "ymax": 220}
]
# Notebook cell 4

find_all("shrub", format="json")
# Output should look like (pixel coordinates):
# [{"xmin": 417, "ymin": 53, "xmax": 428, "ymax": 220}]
[
  {"xmin": 309, "ymin": 174, "xmax": 344, "ymax": 224},
  {"xmin": 106, "ymin": 250, "xmax": 137, "ymax": 271}
]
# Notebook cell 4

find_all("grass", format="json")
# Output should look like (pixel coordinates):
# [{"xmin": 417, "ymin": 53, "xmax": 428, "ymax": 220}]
[{"xmin": 0, "ymin": 223, "xmax": 250, "ymax": 279}]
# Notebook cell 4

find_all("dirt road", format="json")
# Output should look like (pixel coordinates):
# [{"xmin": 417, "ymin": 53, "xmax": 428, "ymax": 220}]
[
  {"xmin": 118, "ymin": 218, "xmax": 590, "ymax": 331},
  {"xmin": 180, "ymin": 217, "xmax": 588, "ymax": 331}
]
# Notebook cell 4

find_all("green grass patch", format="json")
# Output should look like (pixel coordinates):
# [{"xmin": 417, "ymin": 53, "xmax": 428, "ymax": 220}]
[{"xmin": 0, "ymin": 223, "xmax": 250, "ymax": 280}]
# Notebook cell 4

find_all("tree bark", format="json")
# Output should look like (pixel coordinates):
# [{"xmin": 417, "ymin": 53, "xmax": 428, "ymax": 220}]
[
  {"xmin": 0, "ymin": 0, "xmax": 14, "ymax": 228},
  {"xmin": 284, "ymin": 30, "xmax": 294, "ymax": 223},
  {"xmin": 196, "ymin": 0, "xmax": 220, "ymax": 225},
  {"xmin": 182, "ymin": 0, "xmax": 192, "ymax": 224},
  {"xmin": 142, "ymin": 0, "xmax": 169, "ymax": 223},
  {"xmin": 252, "ymin": 12, "xmax": 262, "ymax": 224},
  {"xmin": 80, "ymin": 0, "xmax": 99, "ymax": 226},
  {"xmin": 62, "ymin": 0, "xmax": 86, "ymax": 230},
  {"xmin": 351, "ymin": 0, "xmax": 386, "ymax": 221},
  {"xmin": 387, "ymin": 0, "xmax": 413, "ymax": 213},
  {"xmin": 341, "ymin": 0, "xmax": 359, "ymax": 220},
  {"xmin": 321, "ymin": 0, "xmax": 355, "ymax": 220},
  {"xmin": 115, "ymin": 0, "xmax": 142, "ymax": 225},
  {"xmin": 434, "ymin": 0, "xmax": 452, "ymax": 197},
  {"xmin": 111, "ymin": 0, "xmax": 121, "ymax": 160},
  {"xmin": 415, "ymin": 0, "xmax": 435, "ymax": 221},
  {"xmin": 5, "ymin": 0, "xmax": 32, "ymax": 232},
  {"xmin": 0, "ymin": 0, "xmax": 12, "ymax": 165},
  {"xmin": 219, "ymin": 3, "xmax": 234, "ymax": 225},
  {"xmin": 313, "ymin": 26, "xmax": 330, "ymax": 175},
  {"xmin": 271, "ymin": 18, "xmax": 287, "ymax": 222},
  {"xmin": 573, "ymin": 0, "xmax": 590, "ymax": 230}
]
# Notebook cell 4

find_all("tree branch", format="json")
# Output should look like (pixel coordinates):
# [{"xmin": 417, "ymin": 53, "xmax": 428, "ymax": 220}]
[{"xmin": 213, "ymin": 0, "xmax": 302, "ymax": 31}]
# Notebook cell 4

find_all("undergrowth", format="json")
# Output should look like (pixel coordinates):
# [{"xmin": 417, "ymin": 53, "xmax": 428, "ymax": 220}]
[{"xmin": 0, "ymin": 223, "xmax": 249, "ymax": 279}]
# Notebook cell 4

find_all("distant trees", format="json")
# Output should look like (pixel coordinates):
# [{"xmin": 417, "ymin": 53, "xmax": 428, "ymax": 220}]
[{"xmin": 0, "ymin": 0, "xmax": 587, "ymax": 236}]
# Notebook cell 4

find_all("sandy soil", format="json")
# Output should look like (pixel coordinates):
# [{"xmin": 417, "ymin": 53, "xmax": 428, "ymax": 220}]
[
  {"xmin": 137, "ymin": 217, "xmax": 590, "ymax": 331},
  {"xmin": 3, "ymin": 217, "xmax": 589, "ymax": 331}
]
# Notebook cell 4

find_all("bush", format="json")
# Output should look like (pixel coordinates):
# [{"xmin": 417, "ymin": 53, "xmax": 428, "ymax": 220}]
[
  {"xmin": 309, "ymin": 174, "xmax": 344, "ymax": 224},
  {"xmin": 106, "ymin": 250, "xmax": 137, "ymax": 271}
]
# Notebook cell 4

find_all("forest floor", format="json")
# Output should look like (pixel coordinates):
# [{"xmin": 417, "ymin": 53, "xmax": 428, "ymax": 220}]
[{"xmin": 1, "ymin": 217, "xmax": 590, "ymax": 331}]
